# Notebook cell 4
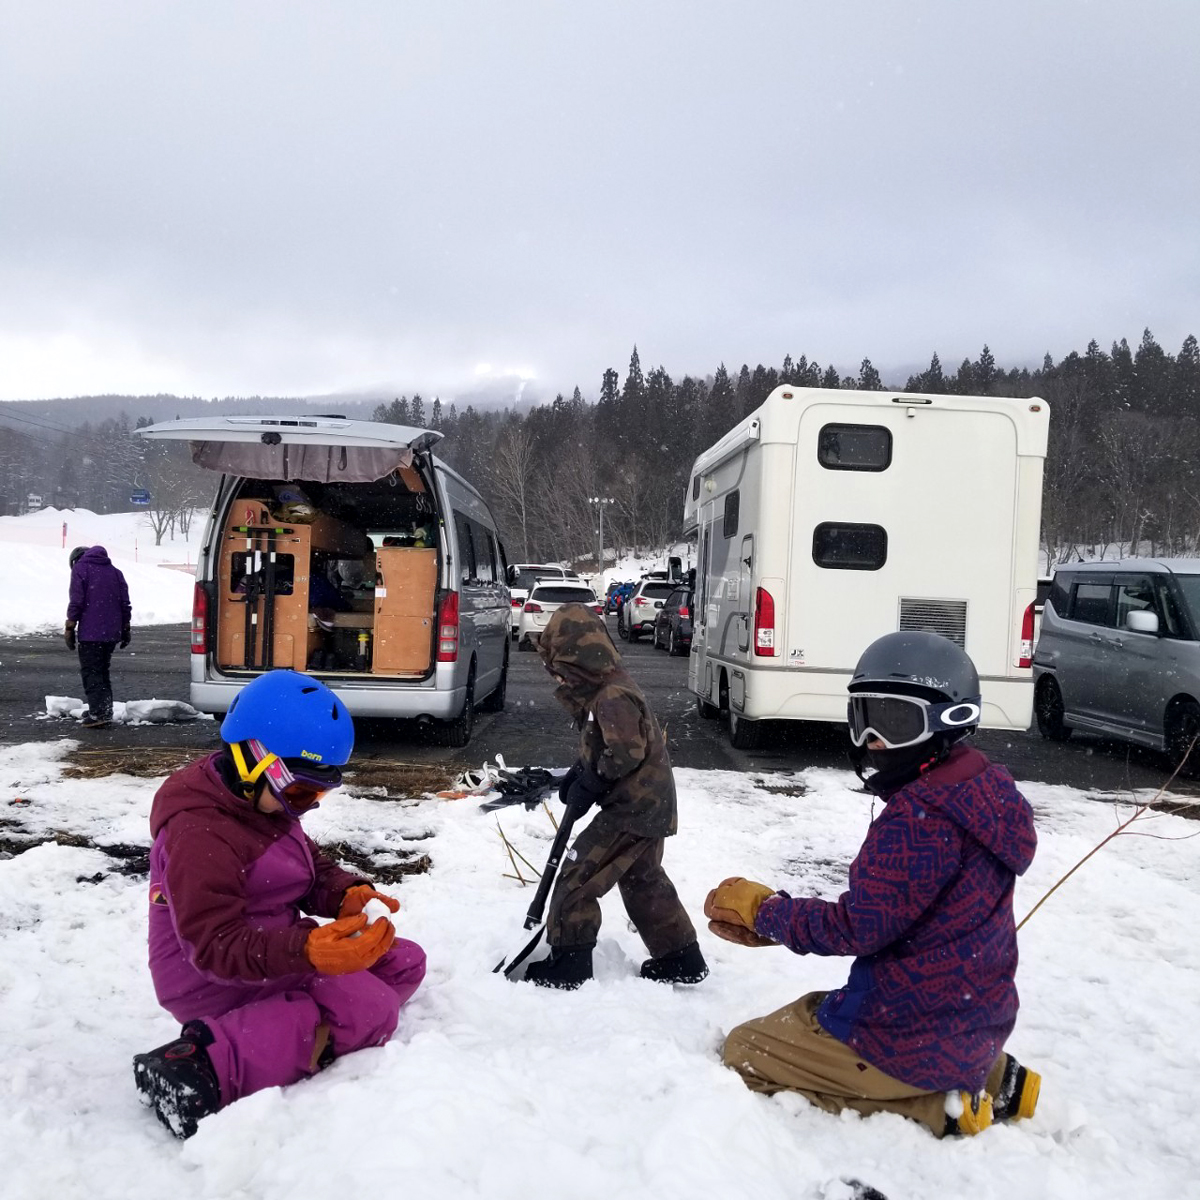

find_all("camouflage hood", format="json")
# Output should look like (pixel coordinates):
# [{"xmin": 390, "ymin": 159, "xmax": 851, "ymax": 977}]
[{"xmin": 537, "ymin": 604, "xmax": 622, "ymax": 719}]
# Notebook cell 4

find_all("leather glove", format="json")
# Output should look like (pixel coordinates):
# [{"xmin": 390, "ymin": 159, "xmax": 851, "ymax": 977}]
[
  {"xmin": 64, "ymin": 621, "xmax": 77, "ymax": 651},
  {"xmin": 304, "ymin": 913, "xmax": 396, "ymax": 975},
  {"xmin": 119, "ymin": 625, "xmax": 131, "ymax": 649},
  {"xmin": 704, "ymin": 876, "xmax": 776, "ymax": 931},
  {"xmin": 338, "ymin": 884, "xmax": 400, "ymax": 920},
  {"xmin": 563, "ymin": 763, "xmax": 611, "ymax": 815},
  {"xmin": 557, "ymin": 761, "xmax": 584, "ymax": 804},
  {"xmin": 707, "ymin": 919, "xmax": 779, "ymax": 948}
]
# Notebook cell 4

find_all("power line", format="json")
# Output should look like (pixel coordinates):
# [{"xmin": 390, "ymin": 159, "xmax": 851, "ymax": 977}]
[{"xmin": 0, "ymin": 407, "xmax": 83, "ymax": 435}]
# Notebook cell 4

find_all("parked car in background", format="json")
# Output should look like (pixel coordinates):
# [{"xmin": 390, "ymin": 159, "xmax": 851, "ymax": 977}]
[
  {"xmin": 506, "ymin": 563, "xmax": 579, "ymax": 636},
  {"xmin": 1033, "ymin": 559, "xmax": 1200, "ymax": 771},
  {"xmin": 607, "ymin": 580, "xmax": 634, "ymax": 615},
  {"xmin": 652, "ymin": 587, "xmax": 693, "ymax": 655},
  {"xmin": 618, "ymin": 579, "xmax": 677, "ymax": 641},
  {"xmin": 517, "ymin": 580, "xmax": 602, "ymax": 649}
]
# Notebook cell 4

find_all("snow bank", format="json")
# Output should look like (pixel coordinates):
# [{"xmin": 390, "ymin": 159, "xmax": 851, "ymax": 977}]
[{"xmin": 1, "ymin": 747, "xmax": 1198, "ymax": 1200}]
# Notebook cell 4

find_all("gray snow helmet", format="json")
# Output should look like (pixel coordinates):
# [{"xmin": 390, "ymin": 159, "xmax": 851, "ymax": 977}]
[{"xmin": 848, "ymin": 631, "xmax": 981, "ymax": 767}]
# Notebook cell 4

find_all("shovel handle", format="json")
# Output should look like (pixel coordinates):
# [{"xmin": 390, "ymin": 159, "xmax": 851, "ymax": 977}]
[{"xmin": 522, "ymin": 804, "xmax": 584, "ymax": 929}]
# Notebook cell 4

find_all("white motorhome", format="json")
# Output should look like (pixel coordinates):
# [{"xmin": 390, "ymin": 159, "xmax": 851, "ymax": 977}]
[
  {"xmin": 135, "ymin": 415, "xmax": 510, "ymax": 747},
  {"xmin": 683, "ymin": 385, "xmax": 1049, "ymax": 748}
]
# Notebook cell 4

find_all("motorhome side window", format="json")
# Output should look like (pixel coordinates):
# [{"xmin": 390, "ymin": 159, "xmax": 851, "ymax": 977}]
[
  {"xmin": 692, "ymin": 475, "xmax": 701, "ymax": 500},
  {"xmin": 812, "ymin": 522, "xmax": 888, "ymax": 571},
  {"xmin": 454, "ymin": 513, "xmax": 476, "ymax": 584},
  {"xmin": 817, "ymin": 424, "xmax": 893, "ymax": 471},
  {"xmin": 723, "ymin": 491, "xmax": 740, "ymax": 538}
]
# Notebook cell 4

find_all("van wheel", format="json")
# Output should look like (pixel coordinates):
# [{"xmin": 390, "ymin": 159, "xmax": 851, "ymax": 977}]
[
  {"xmin": 1166, "ymin": 700, "xmax": 1200, "ymax": 777},
  {"xmin": 443, "ymin": 668, "xmax": 476, "ymax": 747},
  {"xmin": 479, "ymin": 646, "xmax": 508, "ymax": 712},
  {"xmin": 728, "ymin": 706, "xmax": 762, "ymax": 750},
  {"xmin": 1034, "ymin": 677, "xmax": 1071, "ymax": 742}
]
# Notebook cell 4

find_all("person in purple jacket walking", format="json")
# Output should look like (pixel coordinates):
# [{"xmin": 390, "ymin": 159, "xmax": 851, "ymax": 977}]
[
  {"xmin": 64, "ymin": 544, "xmax": 131, "ymax": 728},
  {"xmin": 132, "ymin": 670, "xmax": 426, "ymax": 1139},
  {"xmin": 707, "ymin": 631, "xmax": 1041, "ymax": 1137}
]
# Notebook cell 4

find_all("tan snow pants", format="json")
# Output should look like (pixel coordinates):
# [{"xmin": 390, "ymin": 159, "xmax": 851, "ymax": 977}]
[{"xmin": 722, "ymin": 991, "xmax": 1006, "ymax": 1137}]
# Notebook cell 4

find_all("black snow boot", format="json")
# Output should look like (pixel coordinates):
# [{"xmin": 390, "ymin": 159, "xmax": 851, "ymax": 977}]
[
  {"xmin": 133, "ymin": 1020, "xmax": 223, "ymax": 1139},
  {"xmin": 640, "ymin": 940, "xmax": 709, "ymax": 984},
  {"xmin": 992, "ymin": 1054, "xmax": 1041, "ymax": 1122},
  {"xmin": 523, "ymin": 945, "xmax": 594, "ymax": 990}
]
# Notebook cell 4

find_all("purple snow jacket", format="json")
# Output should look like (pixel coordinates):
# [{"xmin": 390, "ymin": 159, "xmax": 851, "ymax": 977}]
[
  {"xmin": 754, "ymin": 744, "xmax": 1037, "ymax": 1092},
  {"xmin": 67, "ymin": 545, "xmax": 131, "ymax": 642},
  {"xmin": 147, "ymin": 753, "xmax": 369, "ymax": 1020}
]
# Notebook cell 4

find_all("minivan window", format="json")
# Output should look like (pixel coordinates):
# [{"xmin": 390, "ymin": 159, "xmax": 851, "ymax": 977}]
[
  {"xmin": 1167, "ymin": 575, "xmax": 1200, "ymax": 638},
  {"xmin": 818, "ymin": 424, "xmax": 892, "ymax": 471},
  {"xmin": 1155, "ymin": 576, "xmax": 1188, "ymax": 638},
  {"xmin": 812, "ymin": 523, "xmax": 888, "ymax": 571},
  {"xmin": 1071, "ymin": 581, "xmax": 1113, "ymax": 626},
  {"xmin": 1115, "ymin": 577, "xmax": 1156, "ymax": 629},
  {"xmin": 1048, "ymin": 574, "xmax": 1072, "ymax": 617}
]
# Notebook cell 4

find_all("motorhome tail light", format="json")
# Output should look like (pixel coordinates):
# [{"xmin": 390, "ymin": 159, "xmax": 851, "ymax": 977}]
[
  {"xmin": 1017, "ymin": 601, "xmax": 1035, "ymax": 668},
  {"xmin": 191, "ymin": 584, "xmax": 207, "ymax": 654},
  {"xmin": 524, "ymin": 601, "xmax": 543, "ymax": 613},
  {"xmin": 437, "ymin": 591, "xmax": 460, "ymax": 662},
  {"xmin": 753, "ymin": 586, "xmax": 776, "ymax": 656}
]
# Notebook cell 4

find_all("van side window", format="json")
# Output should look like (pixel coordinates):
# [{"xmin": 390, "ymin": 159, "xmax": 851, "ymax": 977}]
[
  {"xmin": 723, "ymin": 491, "xmax": 740, "ymax": 538},
  {"xmin": 1115, "ymin": 577, "xmax": 1156, "ymax": 629},
  {"xmin": 454, "ymin": 513, "xmax": 475, "ymax": 585},
  {"xmin": 1048, "ymin": 574, "xmax": 1072, "ymax": 616},
  {"xmin": 818, "ymin": 424, "xmax": 892, "ymax": 471},
  {"xmin": 812, "ymin": 523, "xmax": 887, "ymax": 571},
  {"xmin": 1071, "ymin": 581, "xmax": 1114, "ymax": 626},
  {"xmin": 474, "ymin": 523, "xmax": 496, "ymax": 584}
]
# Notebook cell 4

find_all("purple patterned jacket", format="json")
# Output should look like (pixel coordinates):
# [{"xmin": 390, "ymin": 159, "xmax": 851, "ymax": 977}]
[{"xmin": 754, "ymin": 745, "xmax": 1037, "ymax": 1092}]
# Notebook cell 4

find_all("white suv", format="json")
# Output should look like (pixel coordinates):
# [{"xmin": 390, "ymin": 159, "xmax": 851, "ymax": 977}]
[
  {"xmin": 506, "ymin": 563, "xmax": 580, "ymax": 636},
  {"xmin": 517, "ymin": 581, "xmax": 602, "ymax": 649}
]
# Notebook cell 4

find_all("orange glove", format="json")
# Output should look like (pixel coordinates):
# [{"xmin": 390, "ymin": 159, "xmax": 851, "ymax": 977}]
[
  {"xmin": 305, "ymin": 913, "xmax": 396, "ymax": 975},
  {"xmin": 704, "ymin": 876, "xmax": 776, "ymax": 930},
  {"xmin": 706, "ymin": 919, "xmax": 780, "ymax": 948},
  {"xmin": 338, "ymin": 884, "xmax": 400, "ymax": 920}
]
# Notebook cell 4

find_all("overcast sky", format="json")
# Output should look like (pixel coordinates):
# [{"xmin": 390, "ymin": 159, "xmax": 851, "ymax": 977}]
[{"xmin": 1, "ymin": 0, "xmax": 1197, "ymax": 403}]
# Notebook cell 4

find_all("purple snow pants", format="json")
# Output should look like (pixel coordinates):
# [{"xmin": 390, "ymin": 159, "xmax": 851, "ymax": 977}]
[{"xmin": 167, "ymin": 939, "xmax": 426, "ymax": 1105}]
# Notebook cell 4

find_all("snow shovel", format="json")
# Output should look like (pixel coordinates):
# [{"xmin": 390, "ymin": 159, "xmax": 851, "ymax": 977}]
[{"xmin": 492, "ymin": 802, "xmax": 586, "ymax": 978}]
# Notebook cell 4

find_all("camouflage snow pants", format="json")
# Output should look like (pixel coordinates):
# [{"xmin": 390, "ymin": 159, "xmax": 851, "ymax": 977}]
[{"xmin": 546, "ymin": 812, "xmax": 697, "ymax": 958}]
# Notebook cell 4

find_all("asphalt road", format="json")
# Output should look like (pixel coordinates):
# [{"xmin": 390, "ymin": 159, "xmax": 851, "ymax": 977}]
[{"xmin": 2, "ymin": 620, "xmax": 1197, "ymax": 798}]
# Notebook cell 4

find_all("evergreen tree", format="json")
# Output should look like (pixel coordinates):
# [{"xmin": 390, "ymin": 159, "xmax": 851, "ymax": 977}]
[
  {"xmin": 410, "ymin": 394, "xmax": 426, "ymax": 427},
  {"xmin": 857, "ymin": 359, "xmax": 882, "ymax": 390},
  {"xmin": 431, "ymin": 397, "xmax": 443, "ymax": 429},
  {"xmin": 704, "ymin": 364, "xmax": 738, "ymax": 436},
  {"xmin": 821, "ymin": 365, "xmax": 841, "ymax": 389},
  {"xmin": 976, "ymin": 345, "xmax": 997, "ymax": 393}
]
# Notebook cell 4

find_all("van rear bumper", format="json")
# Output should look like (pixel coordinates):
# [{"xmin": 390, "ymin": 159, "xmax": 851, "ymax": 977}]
[
  {"xmin": 190, "ymin": 678, "xmax": 465, "ymax": 721},
  {"xmin": 708, "ymin": 665, "xmax": 1033, "ymax": 731}
]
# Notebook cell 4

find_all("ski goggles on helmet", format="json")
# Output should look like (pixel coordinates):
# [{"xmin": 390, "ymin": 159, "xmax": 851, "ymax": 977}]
[
  {"xmin": 231, "ymin": 738, "xmax": 343, "ymax": 816},
  {"xmin": 847, "ymin": 692, "xmax": 982, "ymax": 750}
]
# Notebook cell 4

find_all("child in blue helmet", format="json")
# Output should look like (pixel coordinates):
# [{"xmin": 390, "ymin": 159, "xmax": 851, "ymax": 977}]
[{"xmin": 132, "ymin": 670, "xmax": 426, "ymax": 1139}]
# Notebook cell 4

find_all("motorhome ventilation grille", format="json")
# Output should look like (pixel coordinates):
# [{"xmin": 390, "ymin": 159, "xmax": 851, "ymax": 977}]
[{"xmin": 898, "ymin": 598, "xmax": 967, "ymax": 648}]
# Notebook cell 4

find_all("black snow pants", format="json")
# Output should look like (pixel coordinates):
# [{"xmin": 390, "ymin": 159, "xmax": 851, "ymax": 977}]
[{"xmin": 78, "ymin": 641, "xmax": 117, "ymax": 721}]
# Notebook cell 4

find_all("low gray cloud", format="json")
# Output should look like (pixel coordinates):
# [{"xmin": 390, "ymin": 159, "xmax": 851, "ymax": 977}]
[{"xmin": 1, "ymin": 0, "xmax": 1196, "ymax": 401}]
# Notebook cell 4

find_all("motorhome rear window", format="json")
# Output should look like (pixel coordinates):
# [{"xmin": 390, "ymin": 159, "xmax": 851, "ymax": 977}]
[
  {"xmin": 818, "ymin": 424, "xmax": 892, "ymax": 471},
  {"xmin": 812, "ymin": 523, "xmax": 888, "ymax": 571},
  {"xmin": 723, "ymin": 491, "xmax": 740, "ymax": 538}
]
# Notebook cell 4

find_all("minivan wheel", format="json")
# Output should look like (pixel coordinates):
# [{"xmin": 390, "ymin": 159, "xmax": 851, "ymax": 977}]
[
  {"xmin": 1034, "ymin": 677, "xmax": 1071, "ymax": 742},
  {"xmin": 479, "ymin": 646, "xmax": 508, "ymax": 713},
  {"xmin": 1166, "ymin": 700, "xmax": 1200, "ymax": 777},
  {"xmin": 443, "ymin": 668, "xmax": 476, "ymax": 748}
]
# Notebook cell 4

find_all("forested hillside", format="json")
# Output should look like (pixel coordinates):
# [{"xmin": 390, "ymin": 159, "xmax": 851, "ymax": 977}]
[{"xmin": 3, "ymin": 329, "xmax": 1198, "ymax": 567}]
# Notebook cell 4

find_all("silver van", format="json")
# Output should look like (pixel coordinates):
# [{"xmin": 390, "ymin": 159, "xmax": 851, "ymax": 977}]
[
  {"xmin": 1032, "ymin": 559, "xmax": 1200, "ymax": 767},
  {"xmin": 136, "ymin": 415, "xmax": 510, "ymax": 746}
]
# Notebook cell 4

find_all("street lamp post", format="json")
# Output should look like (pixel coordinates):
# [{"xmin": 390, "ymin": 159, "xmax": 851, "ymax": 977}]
[{"xmin": 589, "ymin": 497, "xmax": 614, "ymax": 583}]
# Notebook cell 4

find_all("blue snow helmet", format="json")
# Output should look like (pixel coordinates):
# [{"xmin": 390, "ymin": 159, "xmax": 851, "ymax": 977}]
[{"xmin": 220, "ymin": 670, "xmax": 354, "ymax": 766}]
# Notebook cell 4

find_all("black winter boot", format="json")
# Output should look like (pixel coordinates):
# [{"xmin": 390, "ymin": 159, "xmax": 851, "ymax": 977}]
[
  {"xmin": 993, "ymin": 1054, "xmax": 1041, "ymax": 1122},
  {"xmin": 523, "ymin": 946, "xmax": 594, "ymax": 990},
  {"xmin": 640, "ymin": 940, "xmax": 709, "ymax": 984},
  {"xmin": 133, "ymin": 1020, "xmax": 222, "ymax": 1139}
]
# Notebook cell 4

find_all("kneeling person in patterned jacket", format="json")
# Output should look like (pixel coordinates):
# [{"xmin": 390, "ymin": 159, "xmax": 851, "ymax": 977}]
[
  {"xmin": 132, "ymin": 671, "xmax": 426, "ymax": 1138},
  {"xmin": 525, "ymin": 603, "xmax": 707, "ymax": 990},
  {"xmin": 709, "ymin": 632, "xmax": 1040, "ymax": 1137}
]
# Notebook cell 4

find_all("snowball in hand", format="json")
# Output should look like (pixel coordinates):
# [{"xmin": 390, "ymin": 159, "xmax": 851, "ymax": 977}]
[{"xmin": 363, "ymin": 897, "xmax": 396, "ymax": 924}]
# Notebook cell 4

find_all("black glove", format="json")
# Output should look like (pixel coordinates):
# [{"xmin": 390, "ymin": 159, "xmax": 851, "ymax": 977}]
[
  {"xmin": 563, "ymin": 764, "xmax": 612, "ymax": 815},
  {"xmin": 64, "ymin": 622, "xmax": 77, "ymax": 651},
  {"xmin": 119, "ymin": 626, "xmax": 131, "ymax": 649},
  {"xmin": 557, "ymin": 761, "xmax": 584, "ymax": 804}
]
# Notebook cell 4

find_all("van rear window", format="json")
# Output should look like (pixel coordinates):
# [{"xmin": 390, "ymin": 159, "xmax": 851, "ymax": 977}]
[
  {"xmin": 812, "ymin": 523, "xmax": 888, "ymax": 571},
  {"xmin": 818, "ymin": 424, "xmax": 892, "ymax": 471}
]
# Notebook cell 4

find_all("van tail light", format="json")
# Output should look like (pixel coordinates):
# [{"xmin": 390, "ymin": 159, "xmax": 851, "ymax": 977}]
[
  {"xmin": 1017, "ymin": 601, "xmax": 1035, "ymax": 668},
  {"xmin": 524, "ymin": 601, "xmax": 543, "ymax": 613},
  {"xmin": 437, "ymin": 591, "xmax": 460, "ymax": 662},
  {"xmin": 191, "ymin": 584, "xmax": 207, "ymax": 654},
  {"xmin": 679, "ymin": 605, "xmax": 690, "ymax": 618},
  {"xmin": 753, "ymin": 586, "xmax": 776, "ymax": 656}
]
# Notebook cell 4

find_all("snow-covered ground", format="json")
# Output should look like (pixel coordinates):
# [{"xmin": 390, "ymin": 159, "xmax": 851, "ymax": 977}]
[
  {"xmin": 0, "ymin": 507, "xmax": 201, "ymax": 635},
  {"xmin": 1, "ymin": 739, "xmax": 1197, "ymax": 1200}
]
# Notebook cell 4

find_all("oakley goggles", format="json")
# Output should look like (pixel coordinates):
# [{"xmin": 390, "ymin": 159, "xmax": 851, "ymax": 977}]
[
  {"xmin": 235, "ymin": 738, "xmax": 344, "ymax": 816},
  {"xmin": 847, "ymin": 693, "xmax": 981, "ymax": 750}
]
